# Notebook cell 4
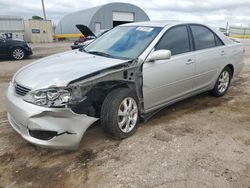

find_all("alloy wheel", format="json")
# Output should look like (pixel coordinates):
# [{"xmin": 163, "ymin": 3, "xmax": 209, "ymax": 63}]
[
  {"xmin": 13, "ymin": 48, "xmax": 24, "ymax": 60},
  {"xmin": 218, "ymin": 70, "xmax": 230, "ymax": 93},
  {"xmin": 117, "ymin": 97, "xmax": 138, "ymax": 133}
]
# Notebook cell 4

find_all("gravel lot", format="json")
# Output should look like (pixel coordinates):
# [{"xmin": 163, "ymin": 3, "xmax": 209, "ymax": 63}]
[{"xmin": 0, "ymin": 40, "xmax": 249, "ymax": 188}]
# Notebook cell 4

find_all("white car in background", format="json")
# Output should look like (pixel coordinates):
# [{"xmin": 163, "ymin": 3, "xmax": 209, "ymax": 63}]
[{"xmin": 6, "ymin": 21, "xmax": 244, "ymax": 149}]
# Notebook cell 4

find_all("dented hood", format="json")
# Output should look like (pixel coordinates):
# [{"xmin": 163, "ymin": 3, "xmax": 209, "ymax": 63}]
[{"xmin": 14, "ymin": 50, "xmax": 128, "ymax": 89}]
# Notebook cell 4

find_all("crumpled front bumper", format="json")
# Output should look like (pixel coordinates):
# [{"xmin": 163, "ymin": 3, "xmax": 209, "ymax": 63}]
[{"xmin": 5, "ymin": 83, "xmax": 98, "ymax": 150}]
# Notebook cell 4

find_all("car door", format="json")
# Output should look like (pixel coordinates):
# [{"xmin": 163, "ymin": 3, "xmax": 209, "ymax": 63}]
[
  {"xmin": 189, "ymin": 24, "xmax": 227, "ymax": 90},
  {"xmin": 143, "ymin": 25, "xmax": 196, "ymax": 111},
  {"xmin": 0, "ymin": 38, "xmax": 8, "ymax": 56}
]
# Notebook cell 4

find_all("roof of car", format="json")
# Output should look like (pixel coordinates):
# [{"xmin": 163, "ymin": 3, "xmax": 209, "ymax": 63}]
[
  {"xmin": 124, "ymin": 20, "xmax": 233, "ymax": 44},
  {"xmin": 122, "ymin": 21, "xmax": 235, "ymax": 45},
  {"xmin": 122, "ymin": 21, "xmax": 184, "ymax": 27}
]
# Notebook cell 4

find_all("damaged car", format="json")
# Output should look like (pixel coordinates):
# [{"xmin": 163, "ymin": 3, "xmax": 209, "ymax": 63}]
[
  {"xmin": 71, "ymin": 24, "xmax": 109, "ymax": 50},
  {"xmin": 6, "ymin": 21, "xmax": 244, "ymax": 149}
]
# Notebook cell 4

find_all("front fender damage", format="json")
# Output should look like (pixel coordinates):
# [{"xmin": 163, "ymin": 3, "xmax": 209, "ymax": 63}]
[{"xmin": 68, "ymin": 59, "xmax": 144, "ymax": 118}]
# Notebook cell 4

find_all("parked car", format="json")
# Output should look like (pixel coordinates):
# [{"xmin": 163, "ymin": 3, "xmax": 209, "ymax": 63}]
[
  {"xmin": 0, "ymin": 37, "xmax": 32, "ymax": 60},
  {"xmin": 71, "ymin": 24, "xmax": 109, "ymax": 50},
  {"xmin": 6, "ymin": 21, "xmax": 244, "ymax": 149}
]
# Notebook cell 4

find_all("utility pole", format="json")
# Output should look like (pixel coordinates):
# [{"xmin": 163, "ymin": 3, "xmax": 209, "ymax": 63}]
[
  {"xmin": 41, "ymin": 0, "xmax": 47, "ymax": 20},
  {"xmin": 226, "ymin": 21, "xmax": 229, "ymax": 34}
]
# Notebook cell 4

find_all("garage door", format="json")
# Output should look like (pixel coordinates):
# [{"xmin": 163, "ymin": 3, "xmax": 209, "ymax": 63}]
[{"xmin": 112, "ymin": 12, "xmax": 134, "ymax": 22}]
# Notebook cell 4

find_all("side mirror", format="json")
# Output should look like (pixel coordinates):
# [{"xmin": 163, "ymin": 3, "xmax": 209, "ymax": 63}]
[{"xmin": 148, "ymin": 50, "xmax": 171, "ymax": 62}]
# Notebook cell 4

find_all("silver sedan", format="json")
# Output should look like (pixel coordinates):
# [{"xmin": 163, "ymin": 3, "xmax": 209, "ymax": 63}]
[{"xmin": 5, "ymin": 21, "xmax": 244, "ymax": 149}]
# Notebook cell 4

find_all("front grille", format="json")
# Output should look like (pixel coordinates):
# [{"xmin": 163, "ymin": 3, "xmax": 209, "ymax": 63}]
[{"xmin": 15, "ymin": 83, "xmax": 31, "ymax": 96}]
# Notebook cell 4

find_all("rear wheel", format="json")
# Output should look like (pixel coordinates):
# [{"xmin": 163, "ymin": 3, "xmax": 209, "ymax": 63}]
[
  {"xmin": 100, "ymin": 88, "xmax": 139, "ymax": 139},
  {"xmin": 209, "ymin": 66, "xmax": 232, "ymax": 97},
  {"xmin": 12, "ymin": 47, "xmax": 25, "ymax": 60}
]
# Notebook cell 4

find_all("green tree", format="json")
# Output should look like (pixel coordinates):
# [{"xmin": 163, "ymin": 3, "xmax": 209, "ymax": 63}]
[{"xmin": 32, "ymin": 16, "xmax": 43, "ymax": 20}]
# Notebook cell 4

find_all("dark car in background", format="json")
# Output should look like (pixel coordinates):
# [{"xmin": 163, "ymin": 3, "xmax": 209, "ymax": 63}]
[{"xmin": 0, "ymin": 37, "xmax": 32, "ymax": 60}]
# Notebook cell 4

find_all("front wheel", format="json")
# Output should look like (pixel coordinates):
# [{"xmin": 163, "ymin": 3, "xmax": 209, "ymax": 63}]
[
  {"xmin": 12, "ymin": 47, "xmax": 25, "ymax": 60},
  {"xmin": 100, "ymin": 88, "xmax": 139, "ymax": 139},
  {"xmin": 209, "ymin": 66, "xmax": 232, "ymax": 97}
]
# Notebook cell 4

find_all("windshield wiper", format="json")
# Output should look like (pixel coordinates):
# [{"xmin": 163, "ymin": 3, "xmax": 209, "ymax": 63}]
[
  {"xmin": 79, "ymin": 47, "xmax": 86, "ymax": 52},
  {"xmin": 87, "ymin": 51, "xmax": 115, "ymax": 58}
]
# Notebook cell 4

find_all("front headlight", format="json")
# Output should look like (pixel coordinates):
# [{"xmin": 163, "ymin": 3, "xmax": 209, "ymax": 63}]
[{"xmin": 23, "ymin": 87, "xmax": 74, "ymax": 107}]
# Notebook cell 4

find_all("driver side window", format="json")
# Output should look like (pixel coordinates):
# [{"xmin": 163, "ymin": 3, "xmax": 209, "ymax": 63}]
[
  {"xmin": 155, "ymin": 25, "xmax": 190, "ymax": 56},
  {"xmin": 0, "ymin": 38, "xmax": 4, "ymax": 43}
]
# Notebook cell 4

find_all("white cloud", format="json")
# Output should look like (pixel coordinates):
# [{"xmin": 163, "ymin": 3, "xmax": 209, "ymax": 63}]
[{"xmin": 0, "ymin": 0, "xmax": 250, "ymax": 28}]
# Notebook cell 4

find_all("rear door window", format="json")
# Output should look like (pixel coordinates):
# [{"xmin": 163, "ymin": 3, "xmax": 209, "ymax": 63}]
[
  {"xmin": 155, "ymin": 25, "xmax": 190, "ymax": 55},
  {"xmin": 190, "ymin": 25, "xmax": 217, "ymax": 50}
]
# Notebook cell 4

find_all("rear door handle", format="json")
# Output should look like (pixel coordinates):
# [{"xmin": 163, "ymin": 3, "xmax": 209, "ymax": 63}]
[
  {"xmin": 186, "ymin": 58, "xmax": 194, "ymax": 65},
  {"xmin": 221, "ymin": 50, "xmax": 226, "ymax": 56}
]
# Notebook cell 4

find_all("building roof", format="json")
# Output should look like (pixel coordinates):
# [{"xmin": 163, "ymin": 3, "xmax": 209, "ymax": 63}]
[
  {"xmin": 60, "ymin": 6, "xmax": 102, "ymax": 30},
  {"xmin": 55, "ymin": 2, "xmax": 149, "ymax": 35}
]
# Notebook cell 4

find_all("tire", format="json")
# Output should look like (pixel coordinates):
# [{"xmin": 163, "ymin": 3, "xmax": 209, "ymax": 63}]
[
  {"xmin": 100, "ymin": 88, "xmax": 139, "ymax": 139},
  {"xmin": 209, "ymin": 66, "xmax": 232, "ymax": 97},
  {"xmin": 12, "ymin": 47, "xmax": 25, "ymax": 60}
]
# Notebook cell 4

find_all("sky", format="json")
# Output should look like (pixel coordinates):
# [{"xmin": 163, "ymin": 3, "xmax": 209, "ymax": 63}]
[{"xmin": 0, "ymin": 0, "xmax": 250, "ymax": 28}]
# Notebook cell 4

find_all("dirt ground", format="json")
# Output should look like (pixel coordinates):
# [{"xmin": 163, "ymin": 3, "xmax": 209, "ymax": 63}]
[{"xmin": 0, "ymin": 40, "xmax": 250, "ymax": 188}]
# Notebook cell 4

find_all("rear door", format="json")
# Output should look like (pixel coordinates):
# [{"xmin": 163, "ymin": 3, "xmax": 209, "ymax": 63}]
[
  {"xmin": 143, "ymin": 25, "xmax": 196, "ymax": 111},
  {"xmin": 189, "ymin": 24, "xmax": 227, "ymax": 90}
]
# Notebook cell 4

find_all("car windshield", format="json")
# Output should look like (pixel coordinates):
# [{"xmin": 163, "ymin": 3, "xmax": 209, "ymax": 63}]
[
  {"xmin": 85, "ymin": 26, "xmax": 162, "ymax": 59},
  {"xmin": 94, "ymin": 30, "xmax": 108, "ymax": 38}
]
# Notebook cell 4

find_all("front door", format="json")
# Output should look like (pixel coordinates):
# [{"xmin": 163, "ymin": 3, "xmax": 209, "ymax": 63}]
[{"xmin": 143, "ymin": 25, "xmax": 195, "ymax": 111}]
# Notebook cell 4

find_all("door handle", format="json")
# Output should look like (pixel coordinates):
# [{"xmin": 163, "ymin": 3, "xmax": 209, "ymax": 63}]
[
  {"xmin": 220, "ymin": 51, "xmax": 226, "ymax": 56},
  {"xmin": 186, "ymin": 59, "xmax": 194, "ymax": 65}
]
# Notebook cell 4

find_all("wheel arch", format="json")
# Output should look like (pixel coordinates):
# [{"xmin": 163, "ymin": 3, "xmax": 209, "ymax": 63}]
[
  {"xmin": 70, "ymin": 80, "xmax": 137, "ymax": 118},
  {"xmin": 225, "ymin": 64, "xmax": 234, "ymax": 77},
  {"xmin": 10, "ymin": 45, "xmax": 26, "ymax": 51},
  {"xmin": 9, "ymin": 46, "xmax": 26, "ymax": 56}
]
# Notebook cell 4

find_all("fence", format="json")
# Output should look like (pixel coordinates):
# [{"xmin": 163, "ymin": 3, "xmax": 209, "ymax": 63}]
[{"xmin": 229, "ymin": 26, "xmax": 250, "ymax": 38}]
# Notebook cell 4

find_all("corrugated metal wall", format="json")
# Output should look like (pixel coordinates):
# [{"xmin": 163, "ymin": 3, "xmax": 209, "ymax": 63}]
[
  {"xmin": 88, "ymin": 3, "xmax": 150, "ymax": 33},
  {"xmin": 229, "ymin": 26, "xmax": 250, "ymax": 38},
  {"xmin": 55, "ymin": 2, "xmax": 150, "ymax": 35},
  {"xmin": 0, "ymin": 15, "xmax": 24, "ymax": 40}
]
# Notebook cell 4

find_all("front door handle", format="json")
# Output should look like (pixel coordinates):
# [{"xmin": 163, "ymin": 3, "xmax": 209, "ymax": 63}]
[{"xmin": 186, "ymin": 58, "xmax": 194, "ymax": 65}]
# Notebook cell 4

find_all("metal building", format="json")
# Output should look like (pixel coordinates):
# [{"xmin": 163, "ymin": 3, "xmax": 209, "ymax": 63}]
[
  {"xmin": 24, "ymin": 19, "xmax": 53, "ymax": 43},
  {"xmin": 0, "ymin": 15, "xmax": 24, "ymax": 40},
  {"xmin": 55, "ymin": 2, "xmax": 150, "ymax": 38}
]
